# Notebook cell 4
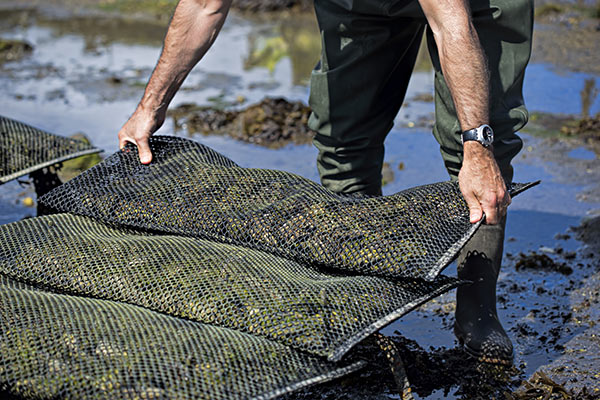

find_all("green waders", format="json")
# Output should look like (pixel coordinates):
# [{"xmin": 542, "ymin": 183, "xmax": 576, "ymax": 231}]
[{"xmin": 308, "ymin": 0, "xmax": 533, "ymax": 364}]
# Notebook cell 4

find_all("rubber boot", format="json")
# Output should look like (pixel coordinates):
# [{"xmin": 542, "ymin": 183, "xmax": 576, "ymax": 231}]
[{"xmin": 454, "ymin": 216, "xmax": 514, "ymax": 365}]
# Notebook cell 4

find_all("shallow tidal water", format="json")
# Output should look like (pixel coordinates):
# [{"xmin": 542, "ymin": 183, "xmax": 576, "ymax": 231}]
[{"xmin": 0, "ymin": 3, "xmax": 599, "ymax": 398}]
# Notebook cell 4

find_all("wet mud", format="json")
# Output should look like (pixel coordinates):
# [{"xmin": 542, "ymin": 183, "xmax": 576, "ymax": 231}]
[
  {"xmin": 514, "ymin": 252, "xmax": 574, "ymax": 275},
  {"xmin": 521, "ymin": 110, "xmax": 600, "ymax": 204},
  {"xmin": 532, "ymin": 4, "xmax": 600, "ymax": 75},
  {"xmin": 169, "ymin": 98, "xmax": 315, "ymax": 148},
  {"xmin": 0, "ymin": 39, "xmax": 32, "ymax": 63},
  {"xmin": 285, "ymin": 227, "xmax": 600, "ymax": 399},
  {"xmin": 510, "ymin": 370, "xmax": 598, "ymax": 400},
  {"xmin": 284, "ymin": 335, "xmax": 525, "ymax": 399}
]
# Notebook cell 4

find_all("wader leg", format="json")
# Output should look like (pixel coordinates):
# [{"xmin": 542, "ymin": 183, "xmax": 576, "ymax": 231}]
[
  {"xmin": 454, "ymin": 216, "xmax": 514, "ymax": 365},
  {"xmin": 423, "ymin": 0, "xmax": 533, "ymax": 364},
  {"xmin": 309, "ymin": 0, "xmax": 425, "ymax": 195}
]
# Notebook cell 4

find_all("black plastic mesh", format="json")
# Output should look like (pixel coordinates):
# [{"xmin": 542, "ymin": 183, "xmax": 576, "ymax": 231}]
[
  {"xmin": 0, "ymin": 213, "xmax": 461, "ymax": 362},
  {"xmin": 40, "ymin": 136, "xmax": 536, "ymax": 281},
  {"xmin": 0, "ymin": 275, "xmax": 363, "ymax": 400},
  {"xmin": 0, "ymin": 115, "xmax": 101, "ymax": 184}
]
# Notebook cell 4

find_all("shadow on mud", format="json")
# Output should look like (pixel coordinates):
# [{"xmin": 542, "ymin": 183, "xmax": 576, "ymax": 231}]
[{"xmin": 285, "ymin": 334, "xmax": 524, "ymax": 399}]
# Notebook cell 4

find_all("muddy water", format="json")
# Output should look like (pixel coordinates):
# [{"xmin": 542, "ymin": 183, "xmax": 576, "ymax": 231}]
[{"xmin": 0, "ymin": 3, "xmax": 599, "ymax": 398}]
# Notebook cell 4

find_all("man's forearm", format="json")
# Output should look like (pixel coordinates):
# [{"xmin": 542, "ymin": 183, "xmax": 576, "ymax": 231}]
[
  {"xmin": 419, "ymin": 0, "xmax": 509, "ymax": 224},
  {"xmin": 419, "ymin": 0, "xmax": 489, "ymax": 132},
  {"xmin": 118, "ymin": 0, "xmax": 232, "ymax": 164},
  {"xmin": 138, "ymin": 0, "xmax": 232, "ymax": 116}
]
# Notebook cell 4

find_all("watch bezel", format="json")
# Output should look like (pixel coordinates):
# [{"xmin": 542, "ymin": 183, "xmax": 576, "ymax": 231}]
[
  {"xmin": 479, "ymin": 125, "xmax": 493, "ymax": 145},
  {"xmin": 461, "ymin": 124, "xmax": 494, "ymax": 147}
]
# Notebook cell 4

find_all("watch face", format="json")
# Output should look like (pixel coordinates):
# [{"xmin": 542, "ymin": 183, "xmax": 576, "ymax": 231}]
[{"xmin": 481, "ymin": 126, "xmax": 493, "ymax": 144}]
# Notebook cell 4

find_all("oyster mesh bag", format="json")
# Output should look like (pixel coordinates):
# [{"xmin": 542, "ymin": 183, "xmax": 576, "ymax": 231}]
[
  {"xmin": 1, "ymin": 136, "xmax": 537, "ymax": 399},
  {"xmin": 0, "ymin": 214, "xmax": 461, "ymax": 362},
  {"xmin": 41, "ymin": 136, "xmax": 536, "ymax": 281},
  {"xmin": 0, "ymin": 275, "xmax": 363, "ymax": 400},
  {"xmin": 0, "ymin": 115, "xmax": 101, "ymax": 184}
]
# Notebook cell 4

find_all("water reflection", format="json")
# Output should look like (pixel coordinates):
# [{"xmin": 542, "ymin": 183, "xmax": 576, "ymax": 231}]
[
  {"xmin": 244, "ymin": 14, "xmax": 321, "ymax": 85},
  {"xmin": 0, "ymin": 8, "xmax": 168, "ymax": 52},
  {"xmin": 243, "ymin": 16, "xmax": 433, "ymax": 86}
]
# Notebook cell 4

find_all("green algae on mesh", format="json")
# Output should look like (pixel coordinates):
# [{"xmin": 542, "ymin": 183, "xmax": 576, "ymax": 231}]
[
  {"xmin": 38, "ymin": 137, "xmax": 536, "ymax": 281},
  {"xmin": 0, "ymin": 280, "xmax": 361, "ymax": 399},
  {"xmin": 0, "ymin": 214, "xmax": 459, "ymax": 359},
  {"xmin": 0, "ymin": 116, "xmax": 101, "ymax": 184}
]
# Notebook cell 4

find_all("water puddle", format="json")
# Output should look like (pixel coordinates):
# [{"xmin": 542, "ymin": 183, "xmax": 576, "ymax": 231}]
[{"xmin": 568, "ymin": 146, "xmax": 596, "ymax": 160}]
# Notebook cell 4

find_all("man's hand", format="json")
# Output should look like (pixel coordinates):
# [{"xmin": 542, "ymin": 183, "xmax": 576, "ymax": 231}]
[
  {"xmin": 118, "ymin": 107, "xmax": 166, "ymax": 164},
  {"xmin": 459, "ymin": 142, "xmax": 511, "ymax": 225},
  {"xmin": 117, "ymin": 0, "xmax": 232, "ymax": 164}
]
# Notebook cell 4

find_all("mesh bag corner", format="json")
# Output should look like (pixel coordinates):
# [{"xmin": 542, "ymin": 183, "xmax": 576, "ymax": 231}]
[{"xmin": 0, "ymin": 115, "xmax": 101, "ymax": 184}]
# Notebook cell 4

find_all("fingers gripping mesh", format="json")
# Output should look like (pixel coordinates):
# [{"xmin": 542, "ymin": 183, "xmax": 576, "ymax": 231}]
[
  {"xmin": 0, "ymin": 276, "xmax": 363, "ymax": 400},
  {"xmin": 0, "ymin": 214, "xmax": 461, "ymax": 361},
  {"xmin": 40, "ymin": 136, "xmax": 528, "ymax": 281},
  {"xmin": 0, "ymin": 116, "xmax": 101, "ymax": 184}
]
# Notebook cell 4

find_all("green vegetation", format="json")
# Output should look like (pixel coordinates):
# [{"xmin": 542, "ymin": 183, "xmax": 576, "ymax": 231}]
[
  {"xmin": 97, "ymin": 0, "xmax": 177, "ymax": 20},
  {"xmin": 534, "ymin": 1, "xmax": 600, "ymax": 19},
  {"xmin": 524, "ymin": 78, "xmax": 599, "ymax": 145},
  {"xmin": 534, "ymin": 3, "xmax": 564, "ymax": 18},
  {"xmin": 0, "ymin": 38, "xmax": 33, "ymax": 63},
  {"xmin": 58, "ymin": 133, "xmax": 103, "ymax": 182}
]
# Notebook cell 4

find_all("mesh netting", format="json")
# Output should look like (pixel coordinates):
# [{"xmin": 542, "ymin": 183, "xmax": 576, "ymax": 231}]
[
  {"xmin": 0, "ymin": 275, "xmax": 363, "ymax": 400},
  {"xmin": 40, "ymin": 136, "xmax": 535, "ymax": 281},
  {"xmin": 0, "ymin": 213, "xmax": 461, "ymax": 362},
  {"xmin": 2, "ymin": 135, "xmax": 538, "ymax": 398},
  {"xmin": 0, "ymin": 115, "xmax": 101, "ymax": 184}
]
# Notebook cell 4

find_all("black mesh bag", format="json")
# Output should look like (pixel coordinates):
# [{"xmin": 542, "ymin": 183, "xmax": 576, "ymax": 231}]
[
  {"xmin": 40, "ymin": 136, "xmax": 537, "ymax": 281},
  {"xmin": 0, "ymin": 213, "xmax": 462, "ymax": 362},
  {"xmin": 0, "ymin": 115, "xmax": 101, "ymax": 184},
  {"xmin": 0, "ymin": 275, "xmax": 363, "ymax": 400}
]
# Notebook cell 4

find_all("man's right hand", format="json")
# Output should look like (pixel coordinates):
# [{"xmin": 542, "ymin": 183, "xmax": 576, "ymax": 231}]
[
  {"xmin": 458, "ymin": 142, "xmax": 511, "ymax": 225},
  {"xmin": 118, "ymin": 107, "xmax": 166, "ymax": 164}
]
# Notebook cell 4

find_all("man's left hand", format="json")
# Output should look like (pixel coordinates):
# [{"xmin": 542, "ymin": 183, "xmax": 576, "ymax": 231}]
[{"xmin": 458, "ymin": 142, "xmax": 511, "ymax": 225}]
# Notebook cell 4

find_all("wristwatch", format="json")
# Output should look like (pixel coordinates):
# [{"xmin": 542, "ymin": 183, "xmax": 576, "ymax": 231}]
[{"xmin": 461, "ymin": 124, "xmax": 494, "ymax": 147}]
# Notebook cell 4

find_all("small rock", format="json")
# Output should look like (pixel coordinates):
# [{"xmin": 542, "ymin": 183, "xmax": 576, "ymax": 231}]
[{"xmin": 539, "ymin": 246, "xmax": 556, "ymax": 254}]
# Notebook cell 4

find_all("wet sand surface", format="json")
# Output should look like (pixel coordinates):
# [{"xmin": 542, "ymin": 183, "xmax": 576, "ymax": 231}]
[{"xmin": 0, "ymin": 1, "xmax": 599, "ymax": 398}]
